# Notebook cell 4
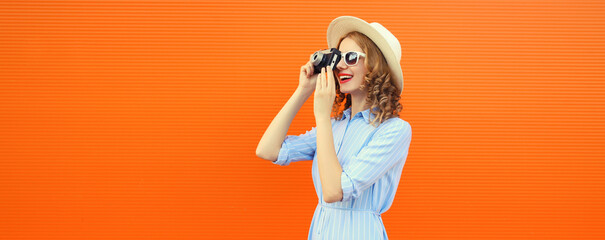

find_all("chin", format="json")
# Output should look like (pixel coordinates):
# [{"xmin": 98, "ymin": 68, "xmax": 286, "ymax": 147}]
[
  {"xmin": 339, "ymin": 84, "xmax": 359, "ymax": 93},
  {"xmin": 338, "ymin": 87, "xmax": 349, "ymax": 93},
  {"xmin": 338, "ymin": 83, "xmax": 353, "ymax": 92}
]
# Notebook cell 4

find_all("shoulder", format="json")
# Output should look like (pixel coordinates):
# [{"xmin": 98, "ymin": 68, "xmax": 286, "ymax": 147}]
[{"xmin": 378, "ymin": 117, "xmax": 412, "ymax": 134}]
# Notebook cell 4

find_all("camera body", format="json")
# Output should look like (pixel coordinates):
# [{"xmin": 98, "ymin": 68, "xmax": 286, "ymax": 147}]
[{"xmin": 310, "ymin": 48, "xmax": 341, "ymax": 74}]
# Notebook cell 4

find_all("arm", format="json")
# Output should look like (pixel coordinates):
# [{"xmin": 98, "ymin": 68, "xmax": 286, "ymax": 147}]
[
  {"xmin": 256, "ymin": 87, "xmax": 312, "ymax": 162},
  {"xmin": 339, "ymin": 120, "xmax": 412, "ymax": 202},
  {"xmin": 316, "ymin": 116, "xmax": 343, "ymax": 203},
  {"xmin": 314, "ymin": 66, "xmax": 343, "ymax": 203},
  {"xmin": 256, "ymin": 61, "xmax": 318, "ymax": 161}
]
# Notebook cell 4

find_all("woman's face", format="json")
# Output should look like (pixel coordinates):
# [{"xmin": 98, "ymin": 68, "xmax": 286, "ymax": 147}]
[{"xmin": 336, "ymin": 37, "xmax": 368, "ymax": 96}]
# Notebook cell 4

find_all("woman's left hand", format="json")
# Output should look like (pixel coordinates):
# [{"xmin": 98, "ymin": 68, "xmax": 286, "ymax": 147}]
[{"xmin": 314, "ymin": 66, "xmax": 336, "ymax": 120}]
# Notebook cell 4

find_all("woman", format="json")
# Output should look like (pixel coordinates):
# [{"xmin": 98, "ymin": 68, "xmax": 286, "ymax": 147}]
[{"xmin": 256, "ymin": 16, "xmax": 412, "ymax": 240}]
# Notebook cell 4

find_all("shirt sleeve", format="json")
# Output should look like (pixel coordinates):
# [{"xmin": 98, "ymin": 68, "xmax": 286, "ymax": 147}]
[
  {"xmin": 272, "ymin": 127, "xmax": 317, "ymax": 166},
  {"xmin": 339, "ymin": 119, "xmax": 412, "ymax": 202}
]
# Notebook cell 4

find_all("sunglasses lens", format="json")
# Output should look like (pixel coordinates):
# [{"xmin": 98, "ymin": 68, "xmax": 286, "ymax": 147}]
[{"xmin": 345, "ymin": 52, "xmax": 358, "ymax": 65}]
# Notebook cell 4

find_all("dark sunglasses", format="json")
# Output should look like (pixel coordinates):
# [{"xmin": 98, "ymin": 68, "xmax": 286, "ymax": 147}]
[{"xmin": 341, "ymin": 51, "xmax": 367, "ymax": 66}]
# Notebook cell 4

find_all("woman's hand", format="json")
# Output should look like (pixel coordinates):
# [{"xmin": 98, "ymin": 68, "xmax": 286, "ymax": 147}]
[
  {"xmin": 314, "ymin": 66, "xmax": 336, "ymax": 120},
  {"xmin": 298, "ymin": 60, "xmax": 319, "ymax": 95}
]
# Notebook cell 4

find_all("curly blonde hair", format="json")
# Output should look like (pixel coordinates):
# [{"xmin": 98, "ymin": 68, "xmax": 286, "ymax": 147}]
[{"xmin": 331, "ymin": 31, "xmax": 402, "ymax": 127}]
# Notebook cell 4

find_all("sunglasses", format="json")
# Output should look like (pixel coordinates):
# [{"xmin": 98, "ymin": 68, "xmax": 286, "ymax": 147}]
[{"xmin": 340, "ymin": 51, "xmax": 366, "ymax": 66}]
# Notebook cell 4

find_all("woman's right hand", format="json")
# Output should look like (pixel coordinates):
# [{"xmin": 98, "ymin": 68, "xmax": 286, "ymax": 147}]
[{"xmin": 298, "ymin": 60, "xmax": 319, "ymax": 94}]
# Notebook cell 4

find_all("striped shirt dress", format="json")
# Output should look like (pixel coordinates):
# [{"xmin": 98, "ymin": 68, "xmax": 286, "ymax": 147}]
[{"xmin": 272, "ymin": 107, "xmax": 412, "ymax": 240}]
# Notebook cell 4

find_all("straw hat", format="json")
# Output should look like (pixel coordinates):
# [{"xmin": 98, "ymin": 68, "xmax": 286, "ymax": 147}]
[{"xmin": 327, "ymin": 16, "xmax": 404, "ymax": 95}]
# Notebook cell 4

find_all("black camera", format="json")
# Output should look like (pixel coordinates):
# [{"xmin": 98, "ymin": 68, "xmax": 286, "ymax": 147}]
[{"xmin": 310, "ymin": 48, "xmax": 341, "ymax": 74}]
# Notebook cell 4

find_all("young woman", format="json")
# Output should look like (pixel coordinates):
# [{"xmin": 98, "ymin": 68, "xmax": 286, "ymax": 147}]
[{"xmin": 256, "ymin": 16, "xmax": 412, "ymax": 240}]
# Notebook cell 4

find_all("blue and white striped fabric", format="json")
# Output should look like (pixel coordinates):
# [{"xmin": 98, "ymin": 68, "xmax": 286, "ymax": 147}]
[{"xmin": 273, "ymin": 107, "xmax": 412, "ymax": 240}]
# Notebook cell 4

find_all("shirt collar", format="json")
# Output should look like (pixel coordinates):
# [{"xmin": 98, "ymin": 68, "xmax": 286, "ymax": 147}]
[{"xmin": 342, "ymin": 107, "xmax": 378, "ymax": 123}]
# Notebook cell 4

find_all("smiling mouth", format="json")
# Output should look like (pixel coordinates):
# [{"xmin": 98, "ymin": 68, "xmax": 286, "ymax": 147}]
[
  {"xmin": 339, "ymin": 74, "xmax": 353, "ymax": 84},
  {"xmin": 340, "ymin": 78, "xmax": 352, "ymax": 84}
]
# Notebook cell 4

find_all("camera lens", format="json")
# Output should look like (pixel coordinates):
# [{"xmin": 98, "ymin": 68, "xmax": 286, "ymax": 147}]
[{"xmin": 310, "ymin": 51, "xmax": 323, "ymax": 65}]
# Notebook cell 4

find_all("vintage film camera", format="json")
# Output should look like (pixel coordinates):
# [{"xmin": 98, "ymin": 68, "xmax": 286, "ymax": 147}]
[{"xmin": 309, "ymin": 48, "xmax": 342, "ymax": 74}]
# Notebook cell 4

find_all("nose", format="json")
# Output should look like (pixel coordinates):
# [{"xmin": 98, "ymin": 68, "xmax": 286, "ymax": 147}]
[{"xmin": 336, "ymin": 56, "xmax": 348, "ymax": 70}]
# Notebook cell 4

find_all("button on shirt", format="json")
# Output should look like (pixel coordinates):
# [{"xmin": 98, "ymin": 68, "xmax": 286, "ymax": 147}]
[{"xmin": 272, "ymin": 107, "xmax": 412, "ymax": 240}]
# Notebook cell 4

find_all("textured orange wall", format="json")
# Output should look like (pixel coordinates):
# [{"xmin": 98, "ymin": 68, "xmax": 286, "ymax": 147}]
[{"xmin": 1, "ymin": 0, "xmax": 604, "ymax": 239}]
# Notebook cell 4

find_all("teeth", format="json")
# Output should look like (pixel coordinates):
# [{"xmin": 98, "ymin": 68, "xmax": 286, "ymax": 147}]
[{"xmin": 340, "ymin": 75, "xmax": 353, "ymax": 80}]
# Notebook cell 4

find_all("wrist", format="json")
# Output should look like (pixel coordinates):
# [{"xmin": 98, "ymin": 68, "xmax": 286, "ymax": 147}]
[
  {"xmin": 295, "ymin": 87, "xmax": 314, "ymax": 98},
  {"xmin": 315, "ymin": 114, "xmax": 331, "ymax": 124}
]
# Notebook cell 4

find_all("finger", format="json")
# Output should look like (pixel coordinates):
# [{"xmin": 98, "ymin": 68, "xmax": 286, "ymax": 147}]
[
  {"xmin": 321, "ymin": 67, "xmax": 326, "ymax": 89},
  {"xmin": 327, "ymin": 67, "xmax": 334, "ymax": 91},
  {"xmin": 325, "ymin": 67, "xmax": 330, "ymax": 89},
  {"xmin": 315, "ymin": 67, "xmax": 322, "ymax": 90},
  {"xmin": 306, "ymin": 65, "xmax": 310, "ymax": 77}
]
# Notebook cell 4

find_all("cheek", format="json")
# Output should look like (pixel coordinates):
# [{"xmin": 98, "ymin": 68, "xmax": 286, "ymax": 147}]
[
  {"xmin": 354, "ymin": 69, "xmax": 366, "ymax": 80},
  {"xmin": 355, "ymin": 75, "xmax": 363, "ymax": 82},
  {"xmin": 354, "ymin": 73, "xmax": 365, "ymax": 84}
]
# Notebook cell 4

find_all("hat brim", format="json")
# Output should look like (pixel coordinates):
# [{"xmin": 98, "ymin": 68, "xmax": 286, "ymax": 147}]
[{"xmin": 327, "ymin": 16, "xmax": 403, "ymax": 95}]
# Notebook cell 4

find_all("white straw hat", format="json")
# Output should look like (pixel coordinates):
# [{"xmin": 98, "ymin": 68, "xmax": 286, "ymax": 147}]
[{"xmin": 327, "ymin": 16, "xmax": 403, "ymax": 95}]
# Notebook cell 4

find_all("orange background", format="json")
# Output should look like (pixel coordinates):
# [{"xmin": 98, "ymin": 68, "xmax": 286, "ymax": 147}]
[{"xmin": 1, "ymin": 0, "xmax": 604, "ymax": 239}]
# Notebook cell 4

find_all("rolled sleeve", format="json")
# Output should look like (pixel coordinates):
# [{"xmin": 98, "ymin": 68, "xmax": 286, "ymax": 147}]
[
  {"xmin": 340, "ymin": 120, "xmax": 412, "ymax": 202},
  {"xmin": 272, "ymin": 127, "xmax": 317, "ymax": 166}
]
